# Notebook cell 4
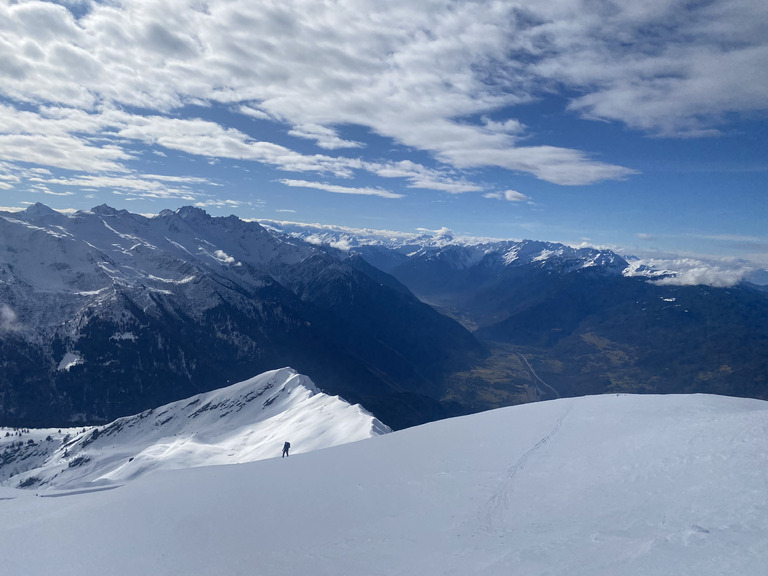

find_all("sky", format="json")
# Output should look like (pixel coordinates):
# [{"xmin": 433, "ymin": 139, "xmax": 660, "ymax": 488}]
[{"xmin": 0, "ymin": 0, "xmax": 766, "ymax": 280}]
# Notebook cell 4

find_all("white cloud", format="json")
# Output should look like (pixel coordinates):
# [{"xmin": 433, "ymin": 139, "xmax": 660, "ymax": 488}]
[
  {"xmin": 503, "ymin": 190, "xmax": 528, "ymax": 202},
  {"xmin": 0, "ymin": 304, "xmax": 20, "ymax": 333},
  {"xmin": 630, "ymin": 232, "xmax": 768, "ymax": 271},
  {"xmin": 30, "ymin": 172, "xmax": 205, "ymax": 201},
  {"xmin": 0, "ymin": 0, "xmax": 764, "ymax": 194},
  {"xmin": 238, "ymin": 105, "xmax": 273, "ymax": 121},
  {"xmin": 624, "ymin": 255, "xmax": 755, "ymax": 288},
  {"xmin": 213, "ymin": 249, "xmax": 236, "ymax": 264},
  {"xmin": 43, "ymin": 189, "xmax": 75, "ymax": 196},
  {"xmin": 485, "ymin": 189, "xmax": 529, "ymax": 202},
  {"xmin": 482, "ymin": 117, "xmax": 526, "ymax": 135},
  {"xmin": 366, "ymin": 160, "xmax": 483, "ymax": 193},
  {"xmin": 0, "ymin": 0, "xmax": 638, "ymax": 186},
  {"xmin": 529, "ymin": 1, "xmax": 768, "ymax": 136},
  {"xmin": 279, "ymin": 179, "xmax": 403, "ymax": 199},
  {"xmin": 194, "ymin": 199, "xmax": 243, "ymax": 208},
  {"xmin": 108, "ymin": 110, "xmax": 362, "ymax": 177},
  {"xmin": 329, "ymin": 239, "xmax": 353, "ymax": 251},
  {"xmin": 288, "ymin": 124, "xmax": 363, "ymax": 150},
  {"xmin": 653, "ymin": 265, "xmax": 751, "ymax": 288}
]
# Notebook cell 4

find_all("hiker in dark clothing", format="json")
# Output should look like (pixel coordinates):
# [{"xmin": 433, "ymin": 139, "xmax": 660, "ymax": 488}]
[{"xmin": 282, "ymin": 441, "xmax": 290, "ymax": 458}]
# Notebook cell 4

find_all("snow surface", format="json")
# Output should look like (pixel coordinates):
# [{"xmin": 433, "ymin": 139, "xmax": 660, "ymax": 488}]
[
  {"xmin": 2, "ymin": 393, "xmax": 767, "ymax": 575},
  {"xmin": 2, "ymin": 368, "xmax": 389, "ymax": 490}
]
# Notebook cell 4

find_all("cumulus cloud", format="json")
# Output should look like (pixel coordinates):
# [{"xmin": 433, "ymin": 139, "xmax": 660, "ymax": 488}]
[
  {"xmin": 629, "ymin": 232, "xmax": 768, "ymax": 276},
  {"xmin": 653, "ymin": 265, "xmax": 750, "ymax": 288},
  {"xmin": 624, "ymin": 256, "xmax": 754, "ymax": 288},
  {"xmin": 304, "ymin": 234, "xmax": 354, "ymax": 251},
  {"xmin": 329, "ymin": 238, "xmax": 354, "ymax": 251},
  {"xmin": 213, "ymin": 249, "xmax": 237, "ymax": 264}
]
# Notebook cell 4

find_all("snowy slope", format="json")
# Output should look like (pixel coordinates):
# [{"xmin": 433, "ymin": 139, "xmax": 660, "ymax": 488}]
[
  {"xmin": 1, "ymin": 393, "xmax": 766, "ymax": 576},
  {"xmin": 1, "ymin": 368, "xmax": 389, "ymax": 490}
]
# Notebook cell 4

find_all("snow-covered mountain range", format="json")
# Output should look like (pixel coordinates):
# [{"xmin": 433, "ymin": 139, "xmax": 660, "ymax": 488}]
[
  {"xmin": 1, "ymin": 391, "xmax": 766, "ymax": 575},
  {"xmin": 0, "ymin": 203, "xmax": 481, "ymax": 429},
  {"xmin": 0, "ymin": 203, "xmax": 317, "ymax": 344},
  {"xmin": 259, "ymin": 219, "xmax": 749, "ymax": 286},
  {"xmin": 0, "ymin": 367, "xmax": 388, "ymax": 490},
  {"xmin": 2, "ymin": 203, "xmax": 767, "ymax": 429},
  {"xmin": 263, "ymin": 218, "xmax": 768, "ymax": 405},
  {"xmin": 260, "ymin": 218, "xmax": 632, "ymax": 277}
]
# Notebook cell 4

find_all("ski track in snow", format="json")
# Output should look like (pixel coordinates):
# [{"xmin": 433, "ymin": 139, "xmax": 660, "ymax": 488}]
[{"xmin": 480, "ymin": 401, "xmax": 574, "ymax": 533}]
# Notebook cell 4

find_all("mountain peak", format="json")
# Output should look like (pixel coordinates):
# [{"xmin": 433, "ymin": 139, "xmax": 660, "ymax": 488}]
[
  {"xmin": 91, "ymin": 204, "xmax": 131, "ymax": 218},
  {"xmin": 22, "ymin": 202, "xmax": 59, "ymax": 218},
  {"xmin": 175, "ymin": 205, "xmax": 211, "ymax": 221}
]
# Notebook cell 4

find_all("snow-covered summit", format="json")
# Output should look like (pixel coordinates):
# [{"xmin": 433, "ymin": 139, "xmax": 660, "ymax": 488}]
[
  {"xmin": 1, "ymin": 368, "xmax": 389, "ymax": 490},
  {"xmin": 1, "ymin": 392, "xmax": 766, "ymax": 575}
]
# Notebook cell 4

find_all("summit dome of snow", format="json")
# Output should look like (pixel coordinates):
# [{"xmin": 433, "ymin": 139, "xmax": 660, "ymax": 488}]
[
  {"xmin": 1, "ymin": 368, "xmax": 389, "ymax": 490},
  {"xmin": 1, "ymin": 393, "xmax": 766, "ymax": 576}
]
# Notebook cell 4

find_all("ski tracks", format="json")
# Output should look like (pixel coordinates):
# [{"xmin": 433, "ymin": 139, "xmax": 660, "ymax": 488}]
[{"xmin": 480, "ymin": 402, "xmax": 574, "ymax": 534}]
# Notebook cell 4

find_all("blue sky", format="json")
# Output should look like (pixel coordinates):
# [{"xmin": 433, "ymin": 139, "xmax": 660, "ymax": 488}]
[{"xmin": 1, "ymin": 0, "xmax": 766, "ymax": 283}]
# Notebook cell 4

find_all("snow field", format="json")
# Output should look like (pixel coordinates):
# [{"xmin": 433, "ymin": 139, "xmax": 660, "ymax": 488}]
[
  {"xmin": 1, "ymin": 393, "xmax": 766, "ymax": 575},
  {"xmin": 2, "ymin": 368, "xmax": 388, "ymax": 490}
]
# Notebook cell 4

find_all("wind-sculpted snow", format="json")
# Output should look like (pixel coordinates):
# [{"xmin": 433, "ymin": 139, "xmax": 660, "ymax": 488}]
[
  {"xmin": 0, "ymin": 393, "xmax": 766, "ymax": 576},
  {"xmin": 1, "ymin": 368, "xmax": 389, "ymax": 490}
]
